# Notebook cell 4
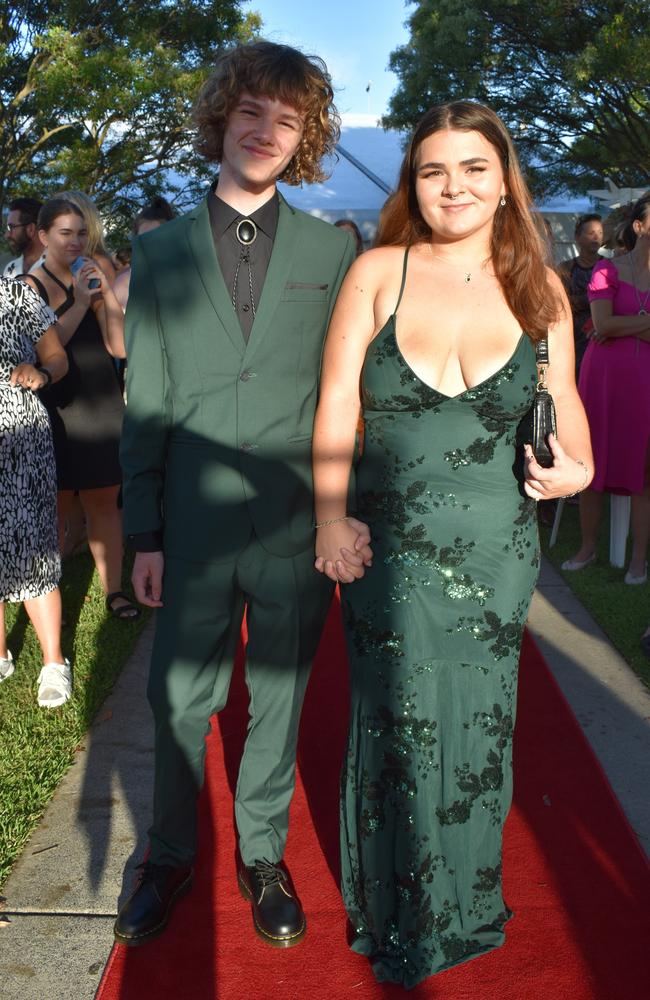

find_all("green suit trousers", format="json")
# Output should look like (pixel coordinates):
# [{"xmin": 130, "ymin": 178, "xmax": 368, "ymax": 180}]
[{"xmin": 147, "ymin": 535, "xmax": 333, "ymax": 867}]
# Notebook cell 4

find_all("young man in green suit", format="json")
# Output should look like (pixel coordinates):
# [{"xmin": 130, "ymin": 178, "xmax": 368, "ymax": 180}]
[{"xmin": 115, "ymin": 42, "xmax": 371, "ymax": 948}]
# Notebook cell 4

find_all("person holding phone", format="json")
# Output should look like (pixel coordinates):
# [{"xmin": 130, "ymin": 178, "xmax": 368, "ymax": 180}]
[{"xmin": 21, "ymin": 198, "xmax": 139, "ymax": 621}]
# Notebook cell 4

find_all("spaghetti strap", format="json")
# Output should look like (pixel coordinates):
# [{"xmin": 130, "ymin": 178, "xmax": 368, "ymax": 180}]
[
  {"xmin": 393, "ymin": 246, "xmax": 410, "ymax": 315},
  {"xmin": 41, "ymin": 263, "xmax": 75, "ymax": 316},
  {"xmin": 42, "ymin": 263, "xmax": 73, "ymax": 297},
  {"xmin": 20, "ymin": 273, "xmax": 49, "ymax": 305}
]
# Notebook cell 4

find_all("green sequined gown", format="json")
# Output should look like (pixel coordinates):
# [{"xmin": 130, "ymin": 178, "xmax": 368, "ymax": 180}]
[{"xmin": 340, "ymin": 250, "xmax": 540, "ymax": 988}]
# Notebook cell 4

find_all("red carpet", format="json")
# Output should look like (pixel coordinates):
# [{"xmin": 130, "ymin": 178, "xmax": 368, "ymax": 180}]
[{"xmin": 98, "ymin": 600, "xmax": 650, "ymax": 999}]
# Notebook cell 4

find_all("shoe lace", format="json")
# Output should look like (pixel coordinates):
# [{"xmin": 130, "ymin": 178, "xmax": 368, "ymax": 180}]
[
  {"xmin": 134, "ymin": 861, "xmax": 170, "ymax": 883},
  {"xmin": 254, "ymin": 859, "xmax": 286, "ymax": 888}
]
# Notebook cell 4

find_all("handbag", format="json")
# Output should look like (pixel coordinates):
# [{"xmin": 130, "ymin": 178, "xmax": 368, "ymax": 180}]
[{"xmin": 530, "ymin": 337, "xmax": 556, "ymax": 468}]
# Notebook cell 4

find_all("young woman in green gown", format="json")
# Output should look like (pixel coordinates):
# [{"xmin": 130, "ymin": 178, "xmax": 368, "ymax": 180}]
[{"xmin": 312, "ymin": 102, "xmax": 593, "ymax": 988}]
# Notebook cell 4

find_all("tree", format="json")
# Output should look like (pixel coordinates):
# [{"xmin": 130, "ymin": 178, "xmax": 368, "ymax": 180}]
[
  {"xmin": 0, "ymin": 1, "xmax": 260, "ymax": 236},
  {"xmin": 383, "ymin": 0, "xmax": 650, "ymax": 197}
]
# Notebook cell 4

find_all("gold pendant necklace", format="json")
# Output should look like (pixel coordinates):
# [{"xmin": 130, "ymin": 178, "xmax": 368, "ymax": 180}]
[{"xmin": 425, "ymin": 243, "xmax": 488, "ymax": 283}]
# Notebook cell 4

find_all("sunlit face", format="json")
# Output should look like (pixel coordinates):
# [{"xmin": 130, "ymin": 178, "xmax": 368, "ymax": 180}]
[
  {"xmin": 576, "ymin": 221, "xmax": 603, "ymax": 255},
  {"xmin": 5, "ymin": 209, "xmax": 35, "ymax": 253},
  {"xmin": 413, "ymin": 128, "xmax": 506, "ymax": 243},
  {"xmin": 39, "ymin": 213, "xmax": 88, "ymax": 263},
  {"xmin": 220, "ymin": 91, "xmax": 305, "ymax": 195}
]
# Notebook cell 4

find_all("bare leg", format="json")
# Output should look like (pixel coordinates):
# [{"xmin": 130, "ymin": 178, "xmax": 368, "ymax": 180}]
[
  {"xmin": 57, "ymin": 490, "xmax": 77, "ymax": 552},
  {"xmin": 63, "ymin": 494, "xmax": 87, "ymax": 558},
  {"xmin": 80, "ymin": 487, "xmax": 135, "ymax": 615},
  {"xmin": 629, "ymin": 491, "xmax": 650, "ymax": 578},
  {"xmin": 23, "ymin": 588, "xmax": 64, "ymax": 663},
  {"xmin": 0, "ymin": 603, "xmax": 7, "ymax": 659},
  {"xmin": 567, "ymin": 488, "xmax": 604, "ymax": 563}
]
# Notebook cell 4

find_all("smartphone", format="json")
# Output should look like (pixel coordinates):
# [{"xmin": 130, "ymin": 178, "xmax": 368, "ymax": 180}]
[{"xmin": 70, "ymin": 256, "xmax": 100, "ymax": 289}]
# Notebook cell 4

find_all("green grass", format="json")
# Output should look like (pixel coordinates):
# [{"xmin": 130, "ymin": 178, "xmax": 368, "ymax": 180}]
[
  {"xmin": 0, "ymin": 551, "xmax": 150, "ymax": 887},
  {"xmin": 540, "ymin": 498, "xmax": 650, "ymax": 689}
]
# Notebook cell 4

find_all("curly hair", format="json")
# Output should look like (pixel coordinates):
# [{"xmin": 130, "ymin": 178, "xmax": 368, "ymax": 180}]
[
  {"xmin": 377, "ymin": 101, "xmax": 563, "ymax": 342},
  {"xmin": 193, "ymin": 41, "xmax": 340, "ymax": 186}
]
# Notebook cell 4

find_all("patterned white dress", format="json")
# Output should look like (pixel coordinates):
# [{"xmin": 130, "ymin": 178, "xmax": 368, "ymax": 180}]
[{"xmin": 0, "ymin": 278, "xmax": 60, "ymax": 602}]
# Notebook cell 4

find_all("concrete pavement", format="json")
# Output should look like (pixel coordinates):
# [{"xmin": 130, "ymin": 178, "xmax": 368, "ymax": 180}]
[{"xmin": 1, "ymin": 558, "xmax": 649, "ymax": 999}]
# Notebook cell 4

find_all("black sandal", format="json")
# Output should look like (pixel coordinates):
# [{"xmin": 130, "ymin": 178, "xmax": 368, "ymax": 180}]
[{"xmin": 106, "ymin": 591, "xmax": 141, "ymax": 621}]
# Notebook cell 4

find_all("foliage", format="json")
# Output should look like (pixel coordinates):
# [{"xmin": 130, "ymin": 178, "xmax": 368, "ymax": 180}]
[
  {"xmin": 0, "ymin": 1, "xmax": 261, "ymax": 240},
  {"xmin": 384, "ymin": 0, "xmax": 650, "ymax": 197}
]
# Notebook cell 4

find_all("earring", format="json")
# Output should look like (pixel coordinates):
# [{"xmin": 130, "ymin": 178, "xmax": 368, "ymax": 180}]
[{"xmin": 500, "ymin": 196, "xmax": 506, "ymax": 207}]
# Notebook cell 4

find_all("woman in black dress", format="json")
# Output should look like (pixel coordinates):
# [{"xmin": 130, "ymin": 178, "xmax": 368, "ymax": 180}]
[{"xmin": 23, "ymin": 198, "xmax": 138, "ymax": 619}]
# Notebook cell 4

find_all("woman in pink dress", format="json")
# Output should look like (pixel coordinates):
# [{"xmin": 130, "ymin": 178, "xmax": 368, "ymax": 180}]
[{"xmin": 563, "ymin": 194, "xmax": 650, "ymax": 583}]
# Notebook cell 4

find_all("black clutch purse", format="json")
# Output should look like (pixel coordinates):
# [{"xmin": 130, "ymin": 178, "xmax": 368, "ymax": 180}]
[
  {"xmin": 531, "ymin": 338, "xmax": 556, "ymax": 468},
  {"xmin": 516, "ymin": 337, "xmax": 557, "ymax": 470}
]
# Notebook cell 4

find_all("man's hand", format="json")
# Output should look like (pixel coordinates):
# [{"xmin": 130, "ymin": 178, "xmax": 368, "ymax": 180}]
[
  {"xmin": 132, "ymin": 551, "xmax": 164, "ymax": 607},
  {"xmin": 348, "ymin": 516, "xmax": 373, "ymax": 566},
  {"xmin": 336, "ymin": 516, "xmax": 373, "ymax": 577},
  {"xmin": 314, "ymin": 516, "xmax": 373, "ymax": 584}
]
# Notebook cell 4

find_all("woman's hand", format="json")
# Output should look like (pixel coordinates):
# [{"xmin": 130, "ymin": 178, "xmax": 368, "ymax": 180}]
[
  {"xmin": 9, "ymin": 363, "xmax": 49, "ymax": 392},
  {"xmin": 524, "ymin": 434, "xmax": 591, "ymax": 501},
  {"xmin": 588, "ymin": 327, "xmax": 614, "ymax": 345},
  {"xmin": 315, "ymin": 516, "xmax": 373, "ymax": 583},
  {"xmin": 69, "ymin": 262, "xmax": 95, "ymax": 308},
  {"xmin": 81, "ymin": 259, "xmax": 107, "ymax": 295}
]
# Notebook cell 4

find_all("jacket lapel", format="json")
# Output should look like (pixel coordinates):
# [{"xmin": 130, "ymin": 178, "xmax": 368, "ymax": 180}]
[
  {"xmin": 186, "ymin": 198, "xmax": 244, "ymax": 356},
  {"xmin": 243, "ymin": 196, "xmax": 298, "ymax": 363}
]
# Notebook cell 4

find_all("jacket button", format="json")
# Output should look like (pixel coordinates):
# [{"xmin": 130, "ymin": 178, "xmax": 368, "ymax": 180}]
[
  {"xmin": 241, "ymin": 441, "xmax": 253, "ymax": 452},
  {"xmin": 240, "ymin": 370, "xmax": 252, "ymax": 381}
]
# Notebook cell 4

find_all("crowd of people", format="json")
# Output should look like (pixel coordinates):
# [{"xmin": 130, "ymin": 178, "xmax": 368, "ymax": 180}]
[
  {"xmin": 558, "ymin": 201, "xmax": 650, "ymax": 632},
  {"xmin": 0, "ymin": 37, "xmax": 647, "ymax": 990}
]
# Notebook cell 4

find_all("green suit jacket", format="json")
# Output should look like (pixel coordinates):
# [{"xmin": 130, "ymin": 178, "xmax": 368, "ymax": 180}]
[{"xmin": 120, "ymin": 195, "xmax": 355, "ymax": 562}]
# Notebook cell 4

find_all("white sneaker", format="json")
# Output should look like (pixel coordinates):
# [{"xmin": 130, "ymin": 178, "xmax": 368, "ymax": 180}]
[
  {"xmin": 561, "ymin": 553, "xmax": 596, "ymax": 571},
  {"xmin": 37, "ymin": 659, "xmax": 72, "ymax": 708},
  {"xmin": 624, "ymin": 563, "xmax": 647, "ymax": 585},
  {"xmin": 0, "ymin": 650, "xmax": 14, "ymax": 682}
]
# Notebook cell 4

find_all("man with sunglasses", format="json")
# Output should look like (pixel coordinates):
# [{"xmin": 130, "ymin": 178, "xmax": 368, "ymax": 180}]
[{"xmin": 3, "ymin": 197, "xmax": 46, "ymax": 278}]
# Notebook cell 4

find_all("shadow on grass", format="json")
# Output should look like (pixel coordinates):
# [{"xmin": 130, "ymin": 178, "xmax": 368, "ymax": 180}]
[
  {"xmin": 540, "ymin": 499, "xmax": 650, "ymax": 689},
  {"xmin": 0, "ymin": 549, "xmax": 149, "ymax": 887}
]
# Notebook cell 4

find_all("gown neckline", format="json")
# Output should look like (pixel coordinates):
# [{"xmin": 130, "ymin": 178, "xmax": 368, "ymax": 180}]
[{"xmin": 390, "ymin": 317, "xmax": 527, "ymax": 401}]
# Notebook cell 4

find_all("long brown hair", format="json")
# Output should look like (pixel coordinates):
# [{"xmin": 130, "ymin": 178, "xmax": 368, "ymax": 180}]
[{"xmin": 378, "ymin": 101, "xmax": 562, "ymax": 341}]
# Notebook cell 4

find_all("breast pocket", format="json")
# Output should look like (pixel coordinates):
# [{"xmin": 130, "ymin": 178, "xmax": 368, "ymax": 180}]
[{"xmin": 282, "ymin": 283, "xmax": 329, "ymax": 303}]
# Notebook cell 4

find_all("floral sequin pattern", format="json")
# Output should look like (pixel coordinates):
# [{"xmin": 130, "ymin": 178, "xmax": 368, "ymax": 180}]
[{"xmin": 341, "ymin": 307, "xmax": 539, "ymax": 988}]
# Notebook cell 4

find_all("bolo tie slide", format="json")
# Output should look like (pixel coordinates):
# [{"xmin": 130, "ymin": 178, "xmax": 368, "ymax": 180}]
[{"xmin": 232, "ymin": 218, "xmax": 258, "ymax": 317}]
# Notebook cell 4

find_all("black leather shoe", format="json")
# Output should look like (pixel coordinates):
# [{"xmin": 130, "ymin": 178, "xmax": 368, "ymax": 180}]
[
  {"xmin": 114, "ymin": 861, "xmax": 193, "ymax": 946},
  {"xmin": 238, "ymin": 859, "xmax": 306, "ymax": 948}
]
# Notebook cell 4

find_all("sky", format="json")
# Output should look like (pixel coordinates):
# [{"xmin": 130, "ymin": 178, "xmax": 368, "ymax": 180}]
[{"xmin": 248, "ymin": 0, "xmax": 412, "ymax": 119}]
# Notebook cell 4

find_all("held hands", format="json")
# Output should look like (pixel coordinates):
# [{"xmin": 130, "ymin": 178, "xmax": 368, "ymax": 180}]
[
  {"xmin": 524, "ymin": 434, "xmax": 590, "ymax": 501},
  {"xmin": 9, "ymin": 363, "xmax": 48, "ymax": 391},
  {"xmin": 132, "ymin": 551, "xmax": 164, "ymax": 607},
  {"xmin": 314, "ymin": 516, "xmax": 373, "ymax": 584}
]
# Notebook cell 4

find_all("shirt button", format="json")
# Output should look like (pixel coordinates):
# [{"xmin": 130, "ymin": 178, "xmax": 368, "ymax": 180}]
[{"xmin": 242, "ymin": 303, "xmax": 250, "ymax": 312}]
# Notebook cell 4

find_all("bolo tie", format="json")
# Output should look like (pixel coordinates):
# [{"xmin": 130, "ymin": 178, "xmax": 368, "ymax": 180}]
[{"xmin": 232, "ymin": 218, "xmax": 258, "ymax": 318}]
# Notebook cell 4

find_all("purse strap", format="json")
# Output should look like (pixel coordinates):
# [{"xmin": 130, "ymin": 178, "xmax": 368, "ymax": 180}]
[{"xmin": 535, "ymin": 337, "xmax": 549, "ymax": 391}]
